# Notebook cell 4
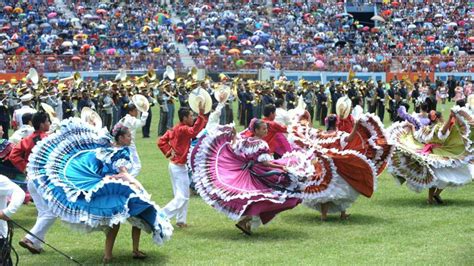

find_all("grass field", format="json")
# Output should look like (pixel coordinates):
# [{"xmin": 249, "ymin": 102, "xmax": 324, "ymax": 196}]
[{"xmin": 10, "ymin": 101, "xmax": 474, "ymax": 265}]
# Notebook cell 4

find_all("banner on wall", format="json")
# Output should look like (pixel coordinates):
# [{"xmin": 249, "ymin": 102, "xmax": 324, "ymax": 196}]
[
  {"xmin": 0, "ymin": 73, "xmax": 27, "ymax": 82},
  {"xmin": 386, "ymin": 72, "xmax": 435, "ymax": 83}
]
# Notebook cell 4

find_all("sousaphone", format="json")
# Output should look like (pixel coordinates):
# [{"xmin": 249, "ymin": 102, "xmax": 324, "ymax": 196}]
[{"xmin": 163, "ymin": 66, "xmax": 175, "ymax": 81}]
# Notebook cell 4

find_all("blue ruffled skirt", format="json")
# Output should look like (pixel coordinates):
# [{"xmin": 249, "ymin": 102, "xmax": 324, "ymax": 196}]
[{"xmin": 27, "ymin": 118, "xmax": 173, "ymax": 244}]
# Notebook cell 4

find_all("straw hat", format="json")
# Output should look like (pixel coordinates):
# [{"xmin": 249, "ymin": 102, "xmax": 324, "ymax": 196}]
[
  {"xmin": 336, "ymin": 96, "xmax": 352, "ymax": 119},
  {"xmin": 40, "ymin": 103, "xmax": 56, "ymax": 118},
  {"xmin": 214, "ymin": 84, "xmax": 231, "ymax": 103},
  {"xmin": 467, "ymin": 94, "xmax": 474, "ymax": 110},
  {"xmin": 131, "ymin": 94, "xmax": 150, "ymax": 113},
  {"xmin": 20, "ymin": 93, "xmax": 34, "ymax": 102},
  {"xmin": 81, "ymin": 107, "xmax": 102, "ymax": 129},
  {"xmin": 188, "ymin": 88, "xmax": 212, "ymax": 114}
]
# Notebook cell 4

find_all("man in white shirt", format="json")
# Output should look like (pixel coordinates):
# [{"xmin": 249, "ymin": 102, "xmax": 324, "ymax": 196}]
[
  {"xmin": 12, "ymin": 93, "xmax": 36, "ymax": 130},
  {"xmin": 0, "ymin": 175, "xmax": 25, "ymax": 265},
  {"xmin": 9, "ymin": 113, "xmax": 34, "ymax": 145},
  {"xmin": 116, "ymin": 103, "xmax": 148, "ymax": 178}
]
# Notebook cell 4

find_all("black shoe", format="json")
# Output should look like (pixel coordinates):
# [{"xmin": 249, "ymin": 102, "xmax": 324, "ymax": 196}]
[{"xmin": 433, "ymin": 195, "xmax": 444, "ymax": 204}]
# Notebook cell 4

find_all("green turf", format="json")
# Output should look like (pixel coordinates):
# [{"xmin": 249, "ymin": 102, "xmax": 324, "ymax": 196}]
[{"xmin": 10, "ymin": 101, "xmax": 474, "ymax": 265}]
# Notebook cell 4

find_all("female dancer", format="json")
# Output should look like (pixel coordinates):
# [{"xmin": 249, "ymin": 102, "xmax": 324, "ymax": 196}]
[
  {"xmin": 189, "ymin": 118, "xmax": 314, "ymax": 235},
  {"xmin": 27, "ymin": 118, "xmax": 172, "ymax": 262},
  {"xmin": 388, "ymin": 107, "xmax": 474, "ymax": 204},
  {"xmin": 289, "ymin": 112, "xmax": 392, "ymax": 220}
]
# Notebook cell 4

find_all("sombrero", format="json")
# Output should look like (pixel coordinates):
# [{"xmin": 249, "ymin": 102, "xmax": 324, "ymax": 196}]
[
  {"xmin": 188, "ymin": 88, "xmax": 212, "ymax": 114},
  {"xmin": 467, "ymin": 94, "xmax": 474, "ymax": 110},
  {"xmin": 81, "ymin": 107, "xmax": 103, "ymax": 129},
  {"xmin": 131, "ymin": 94, "xmax": 150, "ymax": 113},
  {"xmin": 40, "ymin": 103, "xmax": 56, "ymax": 119},
  {"xmin": 214, "ymin": 84, "xmax": 231, "ymax": 103},
  {"xmin": 336, "ymin": 96, "xmax": 352, "ymax": 119}
]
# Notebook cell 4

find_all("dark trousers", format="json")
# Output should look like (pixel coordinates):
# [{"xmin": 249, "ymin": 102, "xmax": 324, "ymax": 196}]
[
  {"xmin": 306, "ymin": 105, "xmax": 314, "ymax": 122},
  {"xmin": 142, "ymin": 109, "xmax": 152, "ymax": 137},
  {"xmin": 0, "ymin": 236, "xmax": 12, "ymax": 266},
  {"xmin": 377, "ymin": 102, "xmax": 385, "ymax": 122},
  {"xmin": 158, "ymin": 110, "xmax": 168, "ymax": 136},
  {"xmin": 103, "ymin": 113, "xmax": 112, "ymax": 131},
  {"xmin": 319, "ymin": 105, "xmax": 328, "ymax": 127}
]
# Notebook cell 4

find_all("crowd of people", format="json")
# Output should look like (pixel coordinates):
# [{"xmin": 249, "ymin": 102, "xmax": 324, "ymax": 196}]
[
  {"xmin": 0, "ymin": 1, "xmax": 473, "ymax": 72},
  {"xmin": 0, "ymin": 1, "xmax": 181, "ymax": 72},
  {"xmin": 179, "ymin": 1, "xmax": 472, "ymax": 72}
]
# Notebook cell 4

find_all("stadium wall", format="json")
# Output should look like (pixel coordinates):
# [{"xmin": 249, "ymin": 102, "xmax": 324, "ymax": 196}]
[{"xmin": 42, "ymin": 70, "xmax": 474, "ymax": 83}]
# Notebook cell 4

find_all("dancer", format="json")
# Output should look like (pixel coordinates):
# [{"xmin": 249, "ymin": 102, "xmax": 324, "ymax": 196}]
[
  {"xmin": 190, "ymin": 118, "xmax": 316, "ymax": 234},
  {"xmin": 8, "ymin": 112, "xmax": 51, "ymax": 254},
  {"xmin": 241, "ymin": 104, "xmax": 291, "ymax": 158},
  {"xmin": 0, "ymin": 174, "xmax": 25, "ymax": 265},
  {"xmin": 289, "ymin": 113, "xmax": 392, "ymax": 220},
  {"xmin": 388, "ymin": 107, "xmax": 474, "ymax": 204},
  {"xmin": 158, "ymin": 103, "xmax": 207, "ymax": 228},
  {"xmin": 116, "ymin": 103, "xmax": 148, "ymax": 178},
  {"xmin": 26, "ymin": 118, "xmax": 172, "ymax": 262}
]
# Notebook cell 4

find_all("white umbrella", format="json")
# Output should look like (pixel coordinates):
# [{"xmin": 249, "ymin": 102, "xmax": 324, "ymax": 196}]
[
  {"xmin": 255, "ymin": 44, "xmax": 264, "ymax": 49},
  {"xmin": 407, "ymin": 24, "xmax": 417, "ymax": 30},
  {"xmin": 61, "ymin": 41, "xmax": 73, "ymax": 47},
  {"xmin": 71, "ymin": 18, "xmax": 80, "ymax": 23},
  {"xmin": 199, "ymin": 46, "xmax": 209, "ymax": 51},
  {"xmin": 371, "ymin": 15, "xmax": 385, "ymax": 23},
  {"xmin": 447, "ymin": 22, "xmax": 457, "ymax": 27},
  {"xmin": 434, "ymin": 14, "xmax": 443, "ymax": 18},
  {"xmin": 242, "ymin": 50, "xmax": 252, "ymax": 55}
]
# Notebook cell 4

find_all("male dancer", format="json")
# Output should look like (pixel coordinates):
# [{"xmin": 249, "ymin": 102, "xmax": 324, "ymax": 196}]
[
  {"xmin": 8, "ymin": 112, "xmax": 51, "ymax": 254},
  {"xmin": 158, "ymin": 103, "xmax": 206, "ymax": 228}
]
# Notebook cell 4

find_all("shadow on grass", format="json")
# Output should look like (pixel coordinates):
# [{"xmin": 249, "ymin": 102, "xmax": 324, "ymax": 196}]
[
  {"xmin": 281, "ymin": 212, "xmax": 389, "ymax": 226},
  {"xmin": 72, "ymin": 248, "xmax": 169, "ymax": 265},
  {"xmin": 188, "ymin": 226, "xmax": 306, "ymax": 242},
  {"xmin": 375, "ymin": 196, "xmax": 474, "ymax": 208}
]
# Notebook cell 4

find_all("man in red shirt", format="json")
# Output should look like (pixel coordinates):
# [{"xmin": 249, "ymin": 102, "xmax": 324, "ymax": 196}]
[
  {"xmin": 157, "ymin": 104, "xmax": 207, "ymax": 228},
  {"xmin": 8, "ymin": 112, "xmax": 53, "ymax": 254}
]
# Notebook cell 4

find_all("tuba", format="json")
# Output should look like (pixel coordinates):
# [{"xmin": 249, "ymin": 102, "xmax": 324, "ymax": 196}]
[
  {"xmin": 163, "ymin": 66, "xmax": 175, "ymax": 81},
  {"xmin": 26, "ymin": 68, "xmax": 39, "ymax": 87},
  {"xmin": 115, "ymin": 69, "xmax": 127, "ymax": 82},
  {"xmin": 188, "ymin": 67, "xmax": 198, "ymax": 81}
]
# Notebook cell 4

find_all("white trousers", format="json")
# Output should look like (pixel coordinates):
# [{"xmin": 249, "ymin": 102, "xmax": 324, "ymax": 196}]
[
  {"xmin": 26, "ymin": 180, "xmax": 56, "ymax": 248},
  {"xmin": 163, "ymin": 163, "xmax": 190, "ymax": 224},
  {"xmin": 129, "ymin": 145, "xmax": 141, "ymax": 178}
]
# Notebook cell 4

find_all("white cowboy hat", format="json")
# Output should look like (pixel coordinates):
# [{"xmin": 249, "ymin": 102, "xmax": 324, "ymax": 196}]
[
  {"xmin": 188, "ymin": 88, "xmax": 212, "ymax": 114},
  {"xmin": 131, "ymin": 94, "xmax": 150, "ymax": 113},
  {"xmin": 20, "ymin": 93, "xmax": 34, "ymax": 102},
  {"xmin": 40, "ymin": 102, "xmax": 56, "ymax": 118},
  {"xmin": 81, "ymin": 107, "xmax": 102, "ymax": 129},
  {"xmin": 467, "ymin": 94, "xmax": 474, "ymax": 110},
  {"xmin": 214, "ymin": 84, "xmax": 231, "ymax": 103},
  {"xmin": 336, "ymin": 96, "xmax": 352, "ymax": 119}
]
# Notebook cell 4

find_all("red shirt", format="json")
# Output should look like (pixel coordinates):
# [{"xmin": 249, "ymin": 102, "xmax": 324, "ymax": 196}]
[
  {"xmin": 157, "ymin": 115, "xmax": 207, "ymax": 165},
  {"xmin": 261, "ymin": 117, "xmax": 287, "ymax": 154},
  {"xmin": 337, "ymin": 115, "xmax": 354, "ymax": 134},
  {"xmin": 8, "ymin": 131, "xmax": 48, "ymax": 173}
]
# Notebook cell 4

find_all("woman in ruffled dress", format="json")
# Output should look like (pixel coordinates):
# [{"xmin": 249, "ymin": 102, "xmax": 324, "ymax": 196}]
[
  {"xmin": 189, "ymin": 118, "xmax": 315, "ymax": 235},
  {"xmin": 388, "ymin": 107, "xmax": 474, "ymax": 204},
  {"xmin": 27, "ymin": 118, "xmax": 172, "ymax": 263},
  {"xmin": 289, "ymin": 113, "xmax": 392, "ymax": 220}
]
